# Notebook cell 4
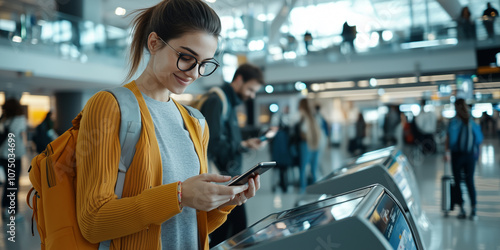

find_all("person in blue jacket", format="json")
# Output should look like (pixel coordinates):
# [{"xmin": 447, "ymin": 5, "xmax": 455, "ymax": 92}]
[{"xmin": 445, "ymin": 99, "xmax": 483, "ymax": 220}]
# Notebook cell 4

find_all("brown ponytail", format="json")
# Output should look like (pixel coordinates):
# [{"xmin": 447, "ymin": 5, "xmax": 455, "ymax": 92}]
[
  {"xmin": 126, "ymin": 0, "xmax": 221, "ymax": 81},
  {"xmin": 454, "ymin": 98, "xmax": 470, "ymax": 124}
]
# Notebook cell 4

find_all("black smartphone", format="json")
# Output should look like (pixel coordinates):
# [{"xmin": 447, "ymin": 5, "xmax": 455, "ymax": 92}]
[{"xmin": 227, "ymin": 161, "xmax": 276, "ymax": 186}]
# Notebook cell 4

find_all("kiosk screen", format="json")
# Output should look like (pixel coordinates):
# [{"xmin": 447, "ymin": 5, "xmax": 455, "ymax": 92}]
[
  {"xmin": 235, "ymin": 197, "xmax": 363, "ymax": 248},
  {"xmin": 368, "ymin": 194, "xmax": 417, "ymax": 250}
]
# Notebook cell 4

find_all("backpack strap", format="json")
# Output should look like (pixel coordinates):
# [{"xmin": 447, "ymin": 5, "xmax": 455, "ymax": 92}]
[
  {"xmin": 182, "ymin": 104, "xmax": 206, "ymax": 138},
  {"xmin": 208, "ymin": 87, "xmax": 228, "ymax": 121},
  {"xmin": 98, "ymin": 87, "xmax": 142, "ymax": 250},
  {"xmin": 105, "ymin": 87, "xmax": 142, "ymax": 198}
]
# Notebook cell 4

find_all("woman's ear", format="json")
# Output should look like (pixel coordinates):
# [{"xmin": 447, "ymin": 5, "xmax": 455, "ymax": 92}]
[{"xmin": 147, "ymin": 32, "xmax": 161, "ymax": 55}]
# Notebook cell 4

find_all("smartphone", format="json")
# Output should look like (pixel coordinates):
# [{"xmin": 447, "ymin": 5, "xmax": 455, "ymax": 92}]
[{"xmin": 227, "ymin": 161, "xmax": 276, "ymax": 186}]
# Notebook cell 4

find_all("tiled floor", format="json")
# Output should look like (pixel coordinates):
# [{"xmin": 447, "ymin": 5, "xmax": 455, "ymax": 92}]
[{"xmin": 1, "ymin": 137, "xmax": 499, "ymax": 249}]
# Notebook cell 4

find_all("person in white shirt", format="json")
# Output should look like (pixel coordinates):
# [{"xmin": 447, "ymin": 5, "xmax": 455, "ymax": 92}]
[{"xmin": 415, "ymin": 99, "xmax": 437, "ymax": 154}]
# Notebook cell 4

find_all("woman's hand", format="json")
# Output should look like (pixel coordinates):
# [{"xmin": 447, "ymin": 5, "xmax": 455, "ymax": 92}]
[
  {"xmin": 182, "ymin": 174, "xmax": 248, "ymax": 211},
  {"xmin": 217, "ymin": 175, "xmax": 261, "ymax": 209}
]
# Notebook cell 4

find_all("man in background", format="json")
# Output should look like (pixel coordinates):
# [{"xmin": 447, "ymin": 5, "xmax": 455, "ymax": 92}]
[{"xmin": 199, "ymin": 63, "xmax": 266, "ymax": 247}]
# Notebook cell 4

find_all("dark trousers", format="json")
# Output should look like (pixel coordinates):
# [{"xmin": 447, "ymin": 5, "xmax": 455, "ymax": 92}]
[
  {"xmin": 483, "ymin": 21, "xmax": 495, "ymax": 38},
  {"xmin": 277, "ymin": 163, "xmax": 289, "ymax": 193},
  {"xmin": 451, "ymin": 152, "xmax": 477, "ymax": 207},
  {"xmin": 209, "ymin": 204, "xmax": 247, "ymax": 247},
  {"xmin": 1, "ymin": 158, "xmax": 20, "ymax": 213}
]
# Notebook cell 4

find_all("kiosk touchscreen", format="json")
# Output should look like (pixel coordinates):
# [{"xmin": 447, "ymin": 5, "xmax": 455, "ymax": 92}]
[
  {"xmin": 306, "ymin": 147, "xmax": 430, "ymax": 249},
  {"xmin": 212, "ymin": 185, "xmax": 422, "ymax": 250}
]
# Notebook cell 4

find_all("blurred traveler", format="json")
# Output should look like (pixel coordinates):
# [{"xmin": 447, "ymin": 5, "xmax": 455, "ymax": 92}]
[
  {"xmin": 304, "ymin": 31, "xmax": 313, "ymax": 53},
  {"xmin": 383, "ymin": 105, "xmax": 401, "ymax": 146},
  {"xmin": 297, "ymin": 98, "xmax": 322, "ymax": 193},
  {"xmin": 285, "ymin": 33, "xmax": 298, "ymax": 53},
  {"xmin": 74, "ymin": 1, "xmax": 260, "ymax": 249},
  {"xmin": 457, "ymin": 6, "xmax": 476, "ymax": 40},
  {"xmin": 198, "ymin": 63, "xmax": 265, "ymax": 247},
  {"xmin": 315, "ymin": 104, "xmax": 330, "ymax": 140},
  {"xmin": 32, "ymin": 111, "xmax": 58, "ymax": 153},
  {"xmin": 355, "ymin": 113, "xmax": 367, "ymax": 154},
  {"xmin": 314, "ymin": 104, "xmax": 329, "ymax": 169},
  {"xmin": 415, "ymin": 100, "xmax": 437, "ymax": 154},
  {"xmin": 399, "ymin": 112, "xmax": 416, "ymax": 155},
  {"xmin": 480, "ymin": 111, "xmax": 494, "ymax": 136},
  {"xmin": 445, "ymin": 99, "xmax": 483, "ymax": 220},
  {"xmin": 495, "ymin": 110, "xmax": 500, "ymax": 139},
  {"xmin": 269, "ymin": 106, "xmax": 297, "ymax": 193},
  {"xmin": 0, "ymin": 98, "xmax": 27, "ymax": 219},
  {"xmin": 482, "ymin": 2, "xmax": 498, "ymax": 39},
  {"xmin": 341, "ymin": 21, "xmax": 356, "ymax": 53}
]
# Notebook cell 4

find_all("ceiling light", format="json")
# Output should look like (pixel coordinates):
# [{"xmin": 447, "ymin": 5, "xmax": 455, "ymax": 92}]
[
  {"xmin": 295, "ymin": 81, "xmax": 306, "ymax": 91},
  {"xmin": 269, "ymin": 104, "xmax": 279, "ymax": 113},
  {"xmin": 358, "ymin": 80, "xmax": 369, "ymax": 87},
  {"xmin": 115, "ymin": 7, "xmax": 126, "ymax": 16},
  {"xmin": 325, "ymin": 81, "xmax": 355, "ymax": 89},
  {"xmin": 205, "ymin": 0, "xmax": 217, "ymax": 3},
  {"xmin": 397, "ymin": 77, "xmax": 417, "ymax": 84},
  {"xmin": 265, "ymin": 85, "xmax": 274, "ymax": 94},
  {"xmin": 382, "ymin": 30, "xmax": 393, "ymax": 41}
]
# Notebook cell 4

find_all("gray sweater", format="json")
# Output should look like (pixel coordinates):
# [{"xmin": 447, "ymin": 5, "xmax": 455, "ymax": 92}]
[{"xmin": 143, "ymin": 93, "xmax": 199, "ymax": 250}]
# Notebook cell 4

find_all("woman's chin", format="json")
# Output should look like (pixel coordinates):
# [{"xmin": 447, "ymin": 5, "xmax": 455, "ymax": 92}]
[{"xmin": 170, "ymin": 87, "xmax": 187, "ymax": 96}]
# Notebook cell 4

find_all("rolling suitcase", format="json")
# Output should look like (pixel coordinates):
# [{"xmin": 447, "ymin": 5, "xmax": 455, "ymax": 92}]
[
  {"xmin": 441, "ymin": 175, "xmax": 455, "ymax": 216},
  {"xmin": 441, "ymin": 162, "xmax": 459, "ymax": 216}
]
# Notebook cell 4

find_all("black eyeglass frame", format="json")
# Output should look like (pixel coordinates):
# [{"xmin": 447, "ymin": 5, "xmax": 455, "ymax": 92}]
[{"xmin": 157, "ymin": 36, "xmax": 220, "ymax": 77}]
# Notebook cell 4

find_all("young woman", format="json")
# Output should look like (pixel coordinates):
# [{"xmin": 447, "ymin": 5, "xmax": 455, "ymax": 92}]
[
  {"xmin": 297, "ymin": 98, "xmax": 322, "ymax": 193},
  {"xmin": 76, "ymin": 1, "xmax": 260, "ymax": 249},
  {"xmin": 445, "ymin": 99, "xmax": 483, "ymax": 220}
]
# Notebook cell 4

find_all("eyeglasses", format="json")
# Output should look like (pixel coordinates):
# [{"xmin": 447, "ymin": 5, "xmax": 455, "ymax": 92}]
[{"xmin": 158, "ymin": 36, "xmax": 219, "ymax": 77}]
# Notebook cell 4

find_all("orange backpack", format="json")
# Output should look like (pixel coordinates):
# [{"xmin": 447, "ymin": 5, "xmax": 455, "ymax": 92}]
[{"xmin": 26, "ymin": 87, "xmax": 142, "ymax": 250}]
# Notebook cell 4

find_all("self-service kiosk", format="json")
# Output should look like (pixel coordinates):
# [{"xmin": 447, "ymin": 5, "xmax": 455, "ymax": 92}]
[
  {"xmin": 306, "ymin": 147, "xmax": 431, "ymax": 249},
  {"xmin": 212, "ymin": 185, "xmax": 423, "ymax": 250}
]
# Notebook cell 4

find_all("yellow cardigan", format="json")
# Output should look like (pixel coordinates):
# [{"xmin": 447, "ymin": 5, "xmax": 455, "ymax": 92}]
[{"xmin": 76, "ymin": 82, "xmax": 234, "ymax": 249}]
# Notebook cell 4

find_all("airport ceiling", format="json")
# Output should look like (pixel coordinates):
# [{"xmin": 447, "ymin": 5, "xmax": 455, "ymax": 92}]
[
  {"xmin": 100, "ymin": 0, "xmax": 494, "ymax": 29},
  {"xmin": 0, "ymin": 0, "xmax": 497, "ymax": 95},
  {"xmin": 4, "ymin": 0, "xmax": 495, "ymax": 29}
]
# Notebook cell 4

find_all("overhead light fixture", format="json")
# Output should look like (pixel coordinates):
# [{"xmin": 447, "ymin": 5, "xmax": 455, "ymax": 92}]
[
  {"xmin": 295, "ymin": 81, "xmax": 306, "ymax": 91},
  {"xmin": 265, "ymin": 85, "xmax": 274, "ymax": 94},
  {"xmin": 269, "ymin": 104, "xmax": 279, "ymax": 113},
  {"xmin": 382, "ymin": 30, "xmax": 393, "ymax": 41},
  {"xmin": 358, "ymin": 80, "xmax": 369, "ymax": 87},
  {"xmin": 311, "ymin": 84, "xmax": 321, "ymax": 92},
  {"xmin": 397, "ymin": 77, "xmax": 417, "ymax": 84},
  {"xmin": 400, "ymin": 38, "xmax": 457, "ymax": 49},
  {"xmin": 325, "ymin": 81, "xmax": 355, "ymax": 89},
  {"xmin": 115, "ymin": 7, "xmax": 126, "ymax": 16},
  {"xmin": 205, "ymin": 0, "xmax": 217, "ymax": 3},
  {"xmin": 374, "ymin": 78, "xmax": 396, "ymax": 86}
]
